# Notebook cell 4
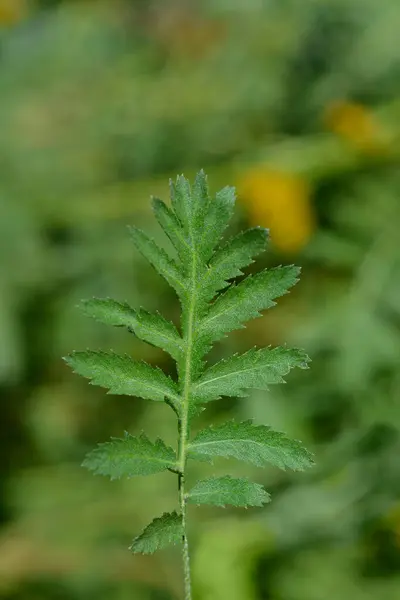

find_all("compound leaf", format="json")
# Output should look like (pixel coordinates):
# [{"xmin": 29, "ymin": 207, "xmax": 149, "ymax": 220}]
[
  {"xmin": 64, "ymin": 351, "xmax": 179, "ymax": 403},
  {"xmin": 68, "ymin": 172, "xmax": 314, "ymax": 551},
  {"xmin": 188, "ymin": 476, "xmax": 270, "ymax": 507},
  {"xmin": 80, "ymin": 298, "xmax": 183, "ymax": 361},
  {"xmin": 193, "ymin": 346, "xmax": 310, "ymax": 403},
  {"xmin": 82, "ymin": 432, "xmax": 177, "ymax": 478},
  {"xmin": 188, "ymin": 420, "xmax": 314, "ymax": 471},
  {"xmin": 130, "ymin": 511, "xmax": 183, "ymax": 554}
]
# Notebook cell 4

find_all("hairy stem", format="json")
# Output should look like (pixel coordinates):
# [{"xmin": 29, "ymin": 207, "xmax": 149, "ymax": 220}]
[
  {"xmin": 177, "ymin": 392, "xmax": 193, "ymax": 600},
  {"xmin": 177, "ymin": 247, "xmax": 197, "ymax": 599},
  {"xmin": 178, "ymin": 472, "xmax": 192, "ymax": 600},
  {"xmin": 177, "ymin": 360, "xmax": 194, "ymax": 599}
]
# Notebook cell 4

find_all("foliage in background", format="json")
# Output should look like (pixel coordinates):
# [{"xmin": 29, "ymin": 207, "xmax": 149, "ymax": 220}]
[{"xmin": 0, "ymin": 0, "xmax": 400, "ymax": 599}]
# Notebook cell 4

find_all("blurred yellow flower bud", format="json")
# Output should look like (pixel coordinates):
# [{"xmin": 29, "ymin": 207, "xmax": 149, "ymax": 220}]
[
  {"xmin": 0, "ymin": 0, "xmax": 28, "ymax": 27},
  {"xmin": 238, "ymin": 168, "xmax": 314, "ymax": 254},
  {"xmin": 325, "ymin": 101, "xmax": 387, "ymax": 153}
]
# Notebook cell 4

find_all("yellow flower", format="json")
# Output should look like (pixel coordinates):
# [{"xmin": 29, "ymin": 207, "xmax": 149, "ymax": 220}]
[
  {"xmin": 324, "ymin": 100, "xmax": 387, "ymax": 153},
  {"xmin": 238, "ymin": 168, "xmax": 314, "ymax": 254},
  {"xmin": 0, "ymin": 0, "xmax": 28, "ymax": 27}
]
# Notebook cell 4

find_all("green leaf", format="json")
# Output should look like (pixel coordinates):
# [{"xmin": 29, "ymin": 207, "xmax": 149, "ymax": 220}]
[
  {"xmin": 82, "ymin": 432, "xmax": 177, "ymax": 478},
  {"xmin": 80, "ymin": 298, "xmax": 183, "ymax": 361},
  {"xmin": 67, "ymin": 172, "xmax": 313, "ymax": 539},
  {"xmin": 152, "ymin": 197, "xmax": 191, "ymax": 264},
  {"xmin": 64, "ymin": 351, "xmax": 179, "ymax": 403},
  {"xmin": 200, "ymin": 227, "xmax": 269, "ymax": 302},
  {"xmin": 129, "ymin": 226, "xmax": 187, "ymax": 297},
  {"xmin": 130, "ymin": 511, "xmax": 183, "ymax": 554},
  {"xmin": 193, "ymin": 346, "xmax": 310, "ymax": 403},
  {"xmin": 200, "ymin": 185, "xmax": 236, "ymax": 261},
  {"xmin": 169, "ymin": 172, "xmax": 212, "ymax": 243},
  {"xmin": 188, "ymin": 476, "xmax": 270, "ymax": 507},
  {"xmin": 188, "ymin": 420, "xmax": 314, "ymax": 471},
  {"xmin": 170, "ymin": 175, "xmax": 193, "ymax": 234},
  {"xmin": 192, "ymin": 169, "xmax": 210, "ymax": 208},
  {"xmin": 198, "ymin": 266, "xmax": 300, "ymax": 344}
]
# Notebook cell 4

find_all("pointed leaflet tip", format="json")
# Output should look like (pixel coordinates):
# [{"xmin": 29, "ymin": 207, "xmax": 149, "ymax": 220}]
[
  {"xmin": 200, "ymin": 184, "xmax": 236, "ymax": 260},
  {"xmin": 128, "ymin": 226, "xmax": 186, "ymax": 298},
  {"xmin": 130, "ymin": 511, "xmax": 183, "ymax": 554},
  {"xmin": 151, "ymin": 196, "xmax": 163, "ymax": 211},
  {"xmin": 193, "ymin": 170, "xmax": 209, "ymax": 202},
  {"xmin": 170, "ymin": 175, "xmax": 191, "ymax": 231},
  {"xmin": 152, "ymin": 196, "xmax": 191, "ymax": 264}
]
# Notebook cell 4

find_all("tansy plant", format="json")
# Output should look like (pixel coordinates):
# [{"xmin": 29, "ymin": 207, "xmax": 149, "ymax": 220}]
[{"xmin": 64, "ymin": 171, "xmax": 314, "ymax": 600}]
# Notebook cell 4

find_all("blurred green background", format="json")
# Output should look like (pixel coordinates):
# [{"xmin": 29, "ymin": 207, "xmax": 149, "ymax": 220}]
[{"xmin": 1, "ymin": 0, "xmax": 400, "ymax": 598}]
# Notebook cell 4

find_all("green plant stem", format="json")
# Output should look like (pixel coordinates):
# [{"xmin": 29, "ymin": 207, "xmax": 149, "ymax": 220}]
[
  {"xmin": 176, "ymin": 232, "xmax": 197, "ymax": 600},
  {"xmin": 177, "ymin": 359, "xmax": 194, "ymax": 600},
  {"xmin": 177, "ymin": 411, "xmax": 193, "ymax": 600},
  {"xmin": 178, "ymin": 472, "xmax": 192, "ymax": 600}
]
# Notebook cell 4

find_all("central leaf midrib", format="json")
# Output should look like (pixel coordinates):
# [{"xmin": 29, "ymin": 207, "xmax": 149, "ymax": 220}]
[
  {"xmin": 188, "ymin": 489, "xmax": 223, "ymax": 498},
  {"xmin": 114, "ymin": 377, "xmax": 179, "ymax": 400},
  {"xmin": 196, "ymin": 362, "xmax": 280, "ymax": 389},
  {"xmin": 179, "ymin": 216, "xmax": 198, "ymax": 472},
  {"xmin": 189, "ymin": 438, "xmax": 288, "ymax": 453},
  {"xmin": 113, "ymin": 452, "xmax": 176, "ymax": 466}
]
